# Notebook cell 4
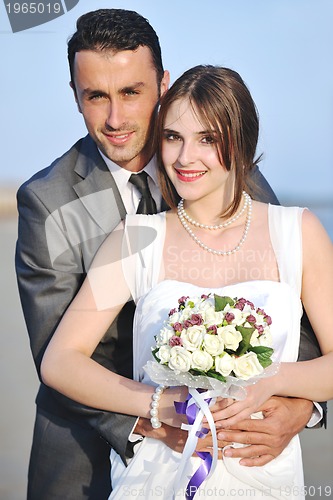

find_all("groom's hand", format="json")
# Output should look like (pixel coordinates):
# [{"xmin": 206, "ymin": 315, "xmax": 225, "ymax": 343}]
[
  {"xmin": 216, "ymin": 396, "xmax": 313, "ymax": 466},
  {"xmin": 133, "ymin": 417, "xmax": 187, "ymax": 452},
  {"xmin": 133, "ymin": 417, "xmax": 227, "ymax": 455}
]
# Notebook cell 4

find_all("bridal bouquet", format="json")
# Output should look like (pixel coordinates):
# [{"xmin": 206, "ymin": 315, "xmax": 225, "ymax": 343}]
[
  {"xmin": 144, "ymin": 293, "xmax": 276, "ymax": 499},
  {"xmin": 145, "ymin": 293, "xmax": 274, "ymax": 390}
]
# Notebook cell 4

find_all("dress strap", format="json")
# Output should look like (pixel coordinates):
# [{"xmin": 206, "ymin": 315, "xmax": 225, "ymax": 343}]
[
  {"xmin": 268, "ymin": 204, "xmax": 305, "ymax": 297},
  {"xmin": 122, "ymin": 213, "xmax": 166, "ymax": 302}
]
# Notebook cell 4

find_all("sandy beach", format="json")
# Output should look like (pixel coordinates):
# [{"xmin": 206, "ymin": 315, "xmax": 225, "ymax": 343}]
[{"xmin": 0, "ymin": 214, "xmax": 332, "ymax": 499}]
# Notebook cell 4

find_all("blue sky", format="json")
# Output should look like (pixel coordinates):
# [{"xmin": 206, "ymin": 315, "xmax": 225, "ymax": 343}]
[{"xmin": 1, "ymin": 0, "xmax": 332, "ymax": 203}]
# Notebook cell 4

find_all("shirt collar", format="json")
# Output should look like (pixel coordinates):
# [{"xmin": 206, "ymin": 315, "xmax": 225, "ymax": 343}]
[{"xmin": 99, "ymin": 150, "xmax": 158, "ymax": 185}]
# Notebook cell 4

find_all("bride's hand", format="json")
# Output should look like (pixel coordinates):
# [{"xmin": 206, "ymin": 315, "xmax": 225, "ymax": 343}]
[{"xmin": 209, "ymin": 378, "xmax": 275, "ymax": 428}]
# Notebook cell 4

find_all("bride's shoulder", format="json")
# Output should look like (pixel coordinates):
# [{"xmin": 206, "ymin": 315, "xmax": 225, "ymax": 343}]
[
  {"xmin": 302, "ymin": 209, "xmax": 332, "ymax": 249},
  {"xmin": 250, "ymin": 200, "xmax": 269, "ymax": 224}
]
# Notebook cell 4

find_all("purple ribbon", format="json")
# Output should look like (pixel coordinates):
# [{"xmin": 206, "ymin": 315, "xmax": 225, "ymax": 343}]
[
  {"xmin": 186, "ymin": 451, "xmax": 212, "ymax": 500},
  {"xmin": 175, "ymin": 392, "xmax": 213, "ymax": 498}
]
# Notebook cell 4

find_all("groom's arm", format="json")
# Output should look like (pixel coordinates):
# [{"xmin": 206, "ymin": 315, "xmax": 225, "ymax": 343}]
[
  {"xmin": 298, "ymin": 311, "xmax": 326, "ymax": 426},
  {"xmin": 15, "ymin": 183, "xmax": 136, "ymax": 461}
]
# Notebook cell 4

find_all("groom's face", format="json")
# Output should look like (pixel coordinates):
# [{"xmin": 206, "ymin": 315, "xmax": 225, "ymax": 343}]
[{"xmin": 72, "ymin": 46, "xmax": 169, "ymax": 172}]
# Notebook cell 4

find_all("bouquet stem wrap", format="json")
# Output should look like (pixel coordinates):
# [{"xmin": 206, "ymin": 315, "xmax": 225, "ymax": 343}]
[{"xmin": 173, "ymin": 388, "xmax": 221, "ymax": 499}]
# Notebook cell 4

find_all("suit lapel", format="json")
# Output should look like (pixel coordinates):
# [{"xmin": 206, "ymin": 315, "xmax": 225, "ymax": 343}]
[
  {"xmin": 161, "ymin": 198, "xmax": 170, "ymax": 212},
  {"xmin": 73, "ymin": 136, "xmax": 126, "ymax": 233}
]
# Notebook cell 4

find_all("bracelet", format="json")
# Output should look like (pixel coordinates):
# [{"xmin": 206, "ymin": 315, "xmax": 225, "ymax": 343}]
[{"xmin": 150, "ymin": 385, "xmax": 167, "ymax": 429}]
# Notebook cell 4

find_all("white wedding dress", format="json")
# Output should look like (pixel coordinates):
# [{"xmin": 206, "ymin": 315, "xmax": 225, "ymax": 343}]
[{"xmin": 109, "ymin": 205, "xmax": 305, "ymax": 499}]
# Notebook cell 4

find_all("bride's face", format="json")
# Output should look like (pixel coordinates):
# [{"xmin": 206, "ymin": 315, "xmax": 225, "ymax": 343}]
[{"xmin": 161, "ymin": 98, "xmax": 235, "ymax": 203}]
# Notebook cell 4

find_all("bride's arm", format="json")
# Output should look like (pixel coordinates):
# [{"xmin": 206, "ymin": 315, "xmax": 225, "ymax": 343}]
[
  {"xmin": 40, "ymin": 224, "xmax": 185, "ymax": 426},
  {"xmin": 210, "ymin": 209, "xmax": 333, "ymax": 426}
]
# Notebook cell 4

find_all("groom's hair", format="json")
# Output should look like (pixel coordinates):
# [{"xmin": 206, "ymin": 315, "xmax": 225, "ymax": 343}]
[{"xmin": 67, "ymin": 8, "xmax": 164, "ymax": 88}]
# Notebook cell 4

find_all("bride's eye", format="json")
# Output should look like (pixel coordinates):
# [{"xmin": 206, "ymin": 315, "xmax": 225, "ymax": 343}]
[
  {"xmin": 163, "ymin": 131, "xmax": 182, "ymax": 142},
  {"xmin": 201, "ymin": 134, "xmax": 216, "ymax": 145}
]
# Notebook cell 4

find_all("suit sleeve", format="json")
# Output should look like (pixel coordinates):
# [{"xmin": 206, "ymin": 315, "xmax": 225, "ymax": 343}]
[
  {"xmin": 249, "ymin": 165, "xmax": 280, "ymax": 204},
  {"xmin": 298, "ymin": 311, "xmax": 327, "ymax": 427},
  {"xmin": 15, "ymin": 184, "xmax": 136, "ymax": 459}
]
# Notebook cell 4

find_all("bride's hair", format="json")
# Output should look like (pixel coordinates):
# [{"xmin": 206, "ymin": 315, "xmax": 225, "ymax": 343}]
[{"xmin": 156, "ymin": 65, "xmax": 262, "ymax": 217}]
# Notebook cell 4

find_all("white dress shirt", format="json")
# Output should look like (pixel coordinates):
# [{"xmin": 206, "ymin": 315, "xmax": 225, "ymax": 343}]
[{"xmin": 99, "ymin": 151, "xmax": 162, "ymax": 214}]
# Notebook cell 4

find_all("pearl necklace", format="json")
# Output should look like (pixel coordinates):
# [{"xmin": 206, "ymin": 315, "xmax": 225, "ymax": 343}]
[
  {"xmin": 178, "ymin": 190, "xmax": 249, "ymax": 230},
  {"xmin": 177, "ymin": 192, "xmax": 252, "ymax": 256}
]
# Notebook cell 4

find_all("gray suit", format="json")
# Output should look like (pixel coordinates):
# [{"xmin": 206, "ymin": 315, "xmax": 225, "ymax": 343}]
[
  {"xmin": 15, "ymin": 134, "xmax": 323, "ymax": 499},
  {"xmin": 16, "ymin": 135, "xmax": 136, "ymax": 499}
]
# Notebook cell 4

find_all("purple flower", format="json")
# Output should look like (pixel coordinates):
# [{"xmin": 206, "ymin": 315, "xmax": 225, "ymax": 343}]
[
  {"xmin": 224, "ymin": 312, "xmax": 235, "ymax": 323},
  {"xmin": 183, "ymin": 319, "xmax": 193, "ymax": 329},
  {"xmin": 169, "ymin": 308, "xmax": 177, "ymax": 316},
  {"xmin": 173, "ymin": 322, "xmax": 183, "ymax": 333},
  {"xmin": 201, "ymin": 294, "xmax": 210, "ymax": 300},
  {"xmin": 190, "ymin": 313, "xmax": 203, "ymax": 325},
  {"xmin": 256, "ymin": 324, "xmax": 264, "ymax": 334},
  {"xmin": 235, "ymin": 298, "xmax": 246, "ymax": 310},
  {"xmin": 169, "ymin": 336, "xmax": 183, "ymax": 347},
  {"xmin": 264, "ymin": 315, "xmax": 272, "ymax": 326},
  {"xmin": 178, "ymin": 296, "xmax": 189, "ymax": 304},
  {"xmin": 207, "ymin": 325, "xmax": 218, "ymax": 335},
  {"xmin": 246, "ymin": 314, "xmax": 256, "ymax": 324}
]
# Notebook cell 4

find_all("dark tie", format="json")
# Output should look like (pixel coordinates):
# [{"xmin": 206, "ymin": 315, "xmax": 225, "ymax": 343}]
[{"xmin": 129, "ymin": 171, "xmax": 157, "ymax": 214}]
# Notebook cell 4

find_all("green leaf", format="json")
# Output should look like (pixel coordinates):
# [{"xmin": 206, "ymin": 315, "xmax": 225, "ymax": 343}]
[
  {"xmin": 249, "ymin": 346, "xmax": 274, "ymax": 355},
  {"xmin": 152, "ymin": 348, "xmax": 160, "ymax": 362},
  {"xmin": 190, "ymin": 369, "xmax": 227, "ymax": 383},
  {"xmin": 190, "ymin": 368, "xmax": 207, "ymax": 376},
  {"xmin": 206, "ymin": 370, "xmax": 227, "ymax": 383},
  {"xmin": 236, "ymin": 326, "xmax": 255, "ymax": 356},
  {"xmin": 214, "ymin": 294, "xmax": 234, "ymax": 312},
  {"xmin": 249, "ymin": 346, "xmax": 274, "ymax": 368}
]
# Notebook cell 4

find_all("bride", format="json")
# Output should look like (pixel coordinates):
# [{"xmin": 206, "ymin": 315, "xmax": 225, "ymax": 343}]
[{"xmin": 41, "ymin": 65, "xmax": 333, "ymax": 499}]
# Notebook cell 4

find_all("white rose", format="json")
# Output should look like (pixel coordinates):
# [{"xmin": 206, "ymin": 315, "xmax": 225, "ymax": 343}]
[
  {"xmin": 233, "ymin": 352, "xmax": 263, "ymax": 380},
  {"xmin": 254, "ymin": 313, "xmax": 265, "ymax": 326},
  {"xmin": 203, "ymin": 333, "xmax": 225, "ymax": 356},
  {"xmin": 181, "ymin": 325, "xmax": 206, "ymax": 351},
  {"xmin": 157, "ymin": 345, "xmax": 171, "ymax": 364},
  {"xmin": 258, "ymin": 329, "xmax": 273, "ymax": 348},
  {"xmin": 168, "ymin": 346, "xmax": 192, "ymax": 372},
  {"xmin": 191, "ymin": 350, "xmax": 214, "ymax": 372},
  {"xmin": 250, "ymin": 330, "xmax": 260, "ymax": 346},
  {"xmin": 197, "ymin": 298, "xmax": 215, "ymax": 314},
  {"xmin": 250, "ymin": 328, "xmax": 272, "ymax": 348},
  {"xmin": 168, "ymin": 311, "xmax": 181, "ymax": 324},
  {"xmin": 217, "ymin": 325, "xmax": 242, "ymax": 351},
  {"xmin": 215, "ymin": 352, "xmax": 234, "ymax": 376},
  {"xmin": 156, "ymin": 326, "xmax": 174, "ymax": 347},
  {"xmin": 179, "ymin": 305, "xmax": 194, "ymax": 321},
  {"xmin": 203, "ymin": 308, "xmax": 224, "ymax": 327}
]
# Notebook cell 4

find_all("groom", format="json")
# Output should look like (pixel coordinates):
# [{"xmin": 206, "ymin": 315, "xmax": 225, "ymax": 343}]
[{"xmin": 15, "ymin": 8, "xmax": 323, "ymax": 499}]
